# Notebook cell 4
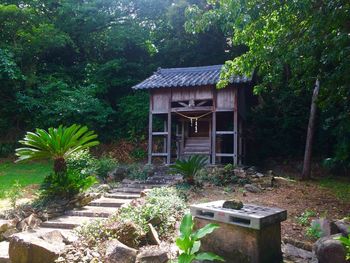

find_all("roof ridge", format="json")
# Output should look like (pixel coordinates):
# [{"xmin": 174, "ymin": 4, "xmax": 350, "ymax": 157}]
[{"xmin": 158, "ymin": 64, "xmax": 223, "ymax": 73}]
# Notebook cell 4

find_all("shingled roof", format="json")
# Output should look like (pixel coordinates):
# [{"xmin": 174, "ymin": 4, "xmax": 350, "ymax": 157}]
[{"xmin": 132, "ymin": 65, "xmax": 250, "ymax": 90}]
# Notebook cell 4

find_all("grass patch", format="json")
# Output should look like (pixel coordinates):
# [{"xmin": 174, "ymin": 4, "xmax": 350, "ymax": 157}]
[
  {"xmin": 319, "ymin": 177, "xmax": 350, "ymax": 201},
  {"xmin": 0, "ymin": 160, "xmax": 51, "ymax": 198}
]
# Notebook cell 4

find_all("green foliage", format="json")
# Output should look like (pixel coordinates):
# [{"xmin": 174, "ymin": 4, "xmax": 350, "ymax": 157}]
[
  {"xmin": 0, "ymin": 142, "xmax": 16, "ymax": 157},
  {"xmin": 17, "ymin": 81, "xmax": 115, "ymax": 139},
  {"xmin": 176, "ymin": 213, "xmax": 224, "ymax": 263},
  {"xmin": 306, "ymin": 221, "xmax": 323, "ymax": 240},
  {"xmin": 335, "ymin": 232, "xmax": 350, "ymax": 260},
  {"xmin": 130, "ymin": 147, "xmax": 147, "ymax": 160},
  {"xmin": 40, "ymin": 170, "xmax": 97, "ymax": 199},
  {"xmin": 126, "ymin": 164, "xmax": 152, "ymax": 181},
  {"xmin": 67, "ymin": 150, "xmax": 98, "ymax": 177},
  {"xmin": 186, "ymin": 0, "xmax": 350, "ymax": 166},
  {"xmin": 319, "ymin": 177, "xmax": 350, "ymax": 201},
  {"xmin": 116, "ymin": 92, "xmax": 149, "ymax": 141},
  {"xmin": 5, "ymin": 180, "xmax": 24, "ymax": 209},
  {"xmin": 95, "ymin": 155, "xmax": 118, "ymax": 180},
  {"xmin": 171, "ymin": 155, "xmax": 207, "ymax": 185},
  {"xmin": 16, "ymin": 124, "xmax": 99, "ymax": 174},
  {"xmin": 116, "ymin": 187, "xmax": 187, "ymax": 238},
  {"xmin": 296, "ymin": 210, "xmax": 316, "ymax": 226}
]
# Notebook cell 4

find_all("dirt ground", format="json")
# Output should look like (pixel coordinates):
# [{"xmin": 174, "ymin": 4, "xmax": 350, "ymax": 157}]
[{"xmin": 188, "ymin": 179, "xmax": 350, "ymax": 246}]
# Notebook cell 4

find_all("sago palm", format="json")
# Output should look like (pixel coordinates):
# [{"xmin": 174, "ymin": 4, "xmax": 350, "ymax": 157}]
[
  {"xmin": 16, "ymin": 124, "xmax": 99, "ymax": 174},
  {"xmin": 170, "ymin": 155, "xmax": 207, "ymax": 185}
]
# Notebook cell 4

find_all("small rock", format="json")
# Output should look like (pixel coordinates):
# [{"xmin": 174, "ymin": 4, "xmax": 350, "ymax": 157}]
[
  {"xmin": 0, "ymin": 220, "xmax": 14, "ymax": 234},
  {"xmin": 146, "ymin": 224, "xmax": 160, "ymax": 246},
  {"xmin": 313, "ymin": 234, "xmax": 347, "ymax": 263},
  {"xmin": 136, "ymin": 248, "xmax": 169, "ymax": 263},
  {"xmin": 256, "ymin": 172, "xmax": 264, "ymax": 178},
  {"xmin": 244, "ymin": 184, "xmax": 262, "ymax": 193},
  {"xmin": 2, "ymin": 228, "xmax": 18, "ymax": 241},
  {"xmin": 222, "ymin": 200, "xmax": 243, "ymax": 210},
  {"xmin": 140, "ymin": 189, "xmax": 151, "ymax": 198},
  {"xmin": 16, "ymin": 214, "xmax": 42, "ymax": 231},
  {"xmin": 105, "ymin": 239, "xmax": 137, "ymax": 263},
  {"xmin": 39, "ymin": 230, "xmax": 66, "ymax": 245},
  {"xmin": 334, "ymin": 219, "xmax": 350, "ymax": 237}
]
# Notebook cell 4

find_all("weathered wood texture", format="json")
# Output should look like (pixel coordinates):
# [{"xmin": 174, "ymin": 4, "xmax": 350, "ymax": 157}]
[
  {"xmin": 171, "ymin": 86, "xmax": 213, "ymax": 101},
  {"xmin": 216, "ymin": 87, "xmax": 235, "ymax": 110}
]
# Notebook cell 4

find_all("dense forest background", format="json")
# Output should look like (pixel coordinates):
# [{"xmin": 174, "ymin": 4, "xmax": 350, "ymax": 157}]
[{"xmin": 0, "ymin": 0, "xmax": 349, "ymax": 173}]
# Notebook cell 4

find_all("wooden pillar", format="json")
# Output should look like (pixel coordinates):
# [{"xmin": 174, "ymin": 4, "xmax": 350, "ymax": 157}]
[
  {"xmin": 233, "ymin": 90, "xmax": 238, "ymax": 165},
  {"xmin": 148, "ymin": 95, "xmax": 153, "ymax": 164},
  {"xmin": 167, "ymin": 96, "xmax": 172, "ymax": 164},
  {"xmin": 163, "ymin": 120, "xmax": 167, "ymax": 154},
  {"xmin": 211, "ymin": 89, "xmax": 217, "ymax": 164},
  {"xmin": 181, "ymin": 120, "xmax": 185, "ymax": 159}
]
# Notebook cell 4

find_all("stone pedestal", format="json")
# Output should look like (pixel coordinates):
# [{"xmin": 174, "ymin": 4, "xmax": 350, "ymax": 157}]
[{"xmin": 194, "ymin": 217, "xmax": 283, "ymax": 263}]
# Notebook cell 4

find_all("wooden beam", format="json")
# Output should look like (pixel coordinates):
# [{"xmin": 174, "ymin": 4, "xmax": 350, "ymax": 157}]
[
  {"xmin": 216, "ymin": 131, "xmax": 235, "ymax": 135},
  {"xmin": 216, "ymin": 153, "xmax": 236, "ymax": 157},
  {"xmin": 148, "ymin": 94, "xmax": 153, "ymax": 164},
  {"xmin": 171, "ymin": 106, "xmax": 213, "ymax": 112},
  {"xmin": 152, "ymin": 131, "xmax": 168, "ymax": 136}
]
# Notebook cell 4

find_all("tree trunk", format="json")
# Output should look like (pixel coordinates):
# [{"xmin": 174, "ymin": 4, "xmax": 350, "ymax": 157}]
[
  {"xmin": 301, "ymin": 79, "xmax": 320, "ymax": 180},
  {"xmin": 54, "ymin": 157, "xmax": 67, "ymax": 174}
]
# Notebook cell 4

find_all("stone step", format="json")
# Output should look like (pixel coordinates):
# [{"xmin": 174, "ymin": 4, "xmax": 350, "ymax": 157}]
[
  {"xmin": 120, "ymin": 183, "xmax": 168, "ymax": 189},
  {"xmin": 32, "ymin": 227, "xmax": 78, "ymax": 243},
  {"xmin": 111, "ymin": 187, "xmax": 145, "ymax": 193},
  {"xmin": 65, "ymin": 206, "xmax": 117, "ymax": 218},
  {"xmin": 41, "ymin": 216, "xmax": 105, "ymax": 230},
  {"xmin": 89, "ymin": 197, "xmax": 130, "ymax": 208},
  {"xmin": 105, "ymin": 192, "xmax": 140, "ymax": 199},
  {"xmin": 0, "ymin": 241, "xmax": 9, "ymax": 263}
]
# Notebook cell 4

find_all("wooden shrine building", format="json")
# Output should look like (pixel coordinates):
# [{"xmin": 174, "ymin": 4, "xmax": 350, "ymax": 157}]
[{"xmin": 132, "ymin": 65, "xmax": 252, "ymax": 165}]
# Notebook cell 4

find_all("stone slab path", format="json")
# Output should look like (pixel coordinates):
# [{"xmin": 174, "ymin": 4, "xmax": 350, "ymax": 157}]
[{"xmin": 0, "ymin": 174, "xmax": 180, "ymax": 262}]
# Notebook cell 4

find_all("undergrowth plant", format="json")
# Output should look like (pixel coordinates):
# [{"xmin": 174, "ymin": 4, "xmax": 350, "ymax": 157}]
[
  {"xmin": 176, "ymin": 214, "xmax": 224, "ymax": 263},
  {"xmin": 296, "ymin": 210, "xmax": 316, "ymax": 226},
  {"xmin": 171, "ymin": 155, "xmax": 207, "ymax": 185},
  {"xmin": 5, "ymin": 180, "xmax": 24, "ymax": 209},
  {"xmin": 335, "ymin": 230, "xmax": 350, "ymax": 260},
  {"xmin": 306, "ymin": 221, "xmax": 323, "ymax": 240}
]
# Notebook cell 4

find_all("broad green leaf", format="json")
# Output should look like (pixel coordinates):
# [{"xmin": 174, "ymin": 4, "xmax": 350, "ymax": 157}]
[
  {"xmin": 192, "ymin": 223, "xmax": 220, "ymax": 240},
  {"xmin": 195, "ymin": 252, "xmax": 225, "ymax": 262},
  {"xmin": 180, "ymin": 213, "xmax": 194, "ymax": 237}
]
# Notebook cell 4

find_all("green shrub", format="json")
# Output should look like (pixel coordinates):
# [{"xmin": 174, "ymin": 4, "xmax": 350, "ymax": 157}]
[
  {"xmin": 115, "ymin": 187, "xmax": 186, "ymax": 238},
  {"xmin": 5, "ymin": 180, "xmax": 24, "ymax": 209},
  {"xmin": 130, "ymin": 147, "xmax": 147, "ymax": 160},
  {"xmin": 95, "ymin": 155, "xmax": 118, "ymax": 179},
  {"xmin": 171, "ymin": 155, "xmax": 207, "ymax": 185},
  {"xmin": 296, "ymin": 210, "xmax": 316, "ymax": 226},
  {"xmin": 176, "ymin": 213, "xmax": 224, "ymax": 263},
  {"xmin": 66, "ymin": 150, "xmax": 98, "ymax": 176},
  {"xmin": 306, "ymin": 221, "xmax": 323, "ymax": 240},
  {"xmin": 126, "ymin": 164, "xmax": 152, "ymax": 181},
  {"xmin": 40, "ymin": 169, "xmax": 97, "ymax": 199},
  {"xmin": 0, "ymin": 142, "xmax": 15, "ymax": 157},
  {"xmin": 335, "ymin": 231, "xmax": 350, "ymax": 260}
]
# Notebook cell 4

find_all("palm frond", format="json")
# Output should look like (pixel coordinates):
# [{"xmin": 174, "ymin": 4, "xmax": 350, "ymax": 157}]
[{"xmin": 16, "ymin": 124, "xmax": 100, "ymax": 163}]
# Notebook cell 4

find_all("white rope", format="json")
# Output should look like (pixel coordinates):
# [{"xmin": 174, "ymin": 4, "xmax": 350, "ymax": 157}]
[{"xmin": 175, "ymin": 111, "xmax": 212, "ymax": 133}]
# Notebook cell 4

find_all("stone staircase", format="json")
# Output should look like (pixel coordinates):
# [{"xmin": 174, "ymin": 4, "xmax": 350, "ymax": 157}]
[{"xmin": 0, "ymin": 173, "xmax": 181, "ymax": 262}]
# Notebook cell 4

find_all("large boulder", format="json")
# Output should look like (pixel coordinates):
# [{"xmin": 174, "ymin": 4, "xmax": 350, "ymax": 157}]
[
  {"xmin": 9, "ymin": 232, "xmax": 65, "ymax": 263},
  {"xmin": 313, "ymin": 234, "xmax": 347, "ymax": 263},
  {"xmin": 136, "ymin": 248, "xmax": 169, "ymax": 263},
  {"xmin": 105, "ymin": 221, "xmax": 142, "ymax": 248},
  {"xmin": 105, "ymin": 239, "xmax": 137, "ymax": 263}
]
